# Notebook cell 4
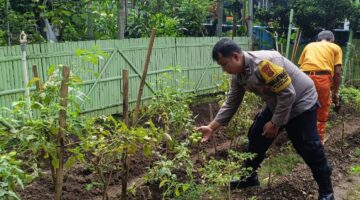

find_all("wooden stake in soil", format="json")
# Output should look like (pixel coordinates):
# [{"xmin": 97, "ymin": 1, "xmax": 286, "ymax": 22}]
[
  {"xmin": 122, "ymin": 69, "xmax": 129, "ymax": 126},
  {"xmin": 32, "ymin": 65, "xmax": 56, "ymax": 184},
  {"xmin": 121, "ymin": 69, "xmax": 129, "ymax": 200},
  {"xmin": 132, "ymin": 29, "xmax": 156, "ymax": 126},
  {"xmin": 55, "ymin": 66, "xmax": 70, "ymax": 200},
  {"xmin": 32, "ymin": 65, "xmax": 42, "ymax": 91}
]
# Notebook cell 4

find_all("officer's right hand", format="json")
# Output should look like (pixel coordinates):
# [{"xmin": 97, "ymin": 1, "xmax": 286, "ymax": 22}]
[{"xmin": 195, "ymin": 126, "xmax": 213, "ymax": 142}]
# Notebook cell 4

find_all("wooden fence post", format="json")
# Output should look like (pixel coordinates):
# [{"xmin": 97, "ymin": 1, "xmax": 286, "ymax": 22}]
[
  {"xmin": 121, "ymin": 69, "xmax": 129, "ymax": 200},
  {"xmin": 55, "ymin": 66, "xmax": 70, "ymax": 200}
]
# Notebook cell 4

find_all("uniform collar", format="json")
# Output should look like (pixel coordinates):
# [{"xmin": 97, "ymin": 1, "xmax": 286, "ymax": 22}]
[{"xmin": 243, "ymin": 51, "xmax": 258, "ymax": 76}]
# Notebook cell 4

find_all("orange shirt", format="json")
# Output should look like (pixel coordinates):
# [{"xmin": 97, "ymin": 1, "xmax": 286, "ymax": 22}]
[{"xmin": 298, "ymin": 41, "xmax": 342, "ymax": 75}]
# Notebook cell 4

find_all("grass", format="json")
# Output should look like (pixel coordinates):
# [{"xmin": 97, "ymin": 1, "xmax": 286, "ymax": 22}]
[{"xmin": 258, "ymin": 143, "xmax": 303, "ymax": 185}]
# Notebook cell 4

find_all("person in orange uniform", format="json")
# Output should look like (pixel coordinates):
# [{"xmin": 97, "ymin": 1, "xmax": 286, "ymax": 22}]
[{"xmin": 298, "ymin": 30, "xmax": 342, "ymax": 143}]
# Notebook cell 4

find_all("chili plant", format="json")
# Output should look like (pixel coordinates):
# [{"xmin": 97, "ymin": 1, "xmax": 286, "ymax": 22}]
[
  {"xmin": 218, "ymin": 91, "xmax": 262, "ymax": 149},
  {"xmin": 79, "ymin": 115, "xmax": 163, "ymax": 200},
  {"xmin": 144, "ymin": 143, "xmax": 195, "ymax": 199},
  {"xmin": 199, "ymin": 150, "xmax": 255, "ymax": 199},
  {"xmin": 216, "ymin": 73, "xmax": 262, "ymax": 148},
  {"xmin": 0, "ymin": 65, "xmax": 86, "ymax": 191},
  {"xmin": 140, "ymin": 66, "xmax": 195, "ymax": 151},
  {"xmin": 0, "ymin": 150, "xmax": 32, "ymax": 200}
]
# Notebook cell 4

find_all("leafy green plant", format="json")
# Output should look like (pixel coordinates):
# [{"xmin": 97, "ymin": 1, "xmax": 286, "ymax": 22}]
[
  {"xmin": 140, "ymin": 66, "xmax": 195, "ymax": 151},
  {"xmin": 340, "ymin": 87, "xmax": 360, "ymax": 111},
  {"xmin": 0, "ymin": 65, "xmax": 85, "ymax": 171},
  {"xmin": 226, "ymin": 93, "xmax": 262, "ymax": 148},
  {"xmin": 350, "ymin": 166, "xmax": 360, "ymax": 174},
  {"xmin": 216, "ymin": 73, "xmax": 262, "ymax": 148},
  {"xmin": 144, "ymin": 143, "xmax": 195, "ymax": 199},
  {"xmin": 199, "ymin": 150, "xmax": 255, "ymax": 199},
  {"xmin": 214, "ymin": 72, "xmax": 262, "ymax": 148},
  {"xmin": 0, "ymin": 150, "xmax": 32, "ymax": 200},
  {"xmin": 79, "ymin": 115, "xmax": 163, "ymax": 200}
]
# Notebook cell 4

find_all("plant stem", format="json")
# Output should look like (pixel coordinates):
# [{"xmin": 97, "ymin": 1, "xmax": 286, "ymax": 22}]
[
  {"xmin": 121, "ymin": 151, "xmax": 129, "ymax": 200},
  {"xmin": 102, "ymin": 169, "xmax": 113, "ymax": 200}
]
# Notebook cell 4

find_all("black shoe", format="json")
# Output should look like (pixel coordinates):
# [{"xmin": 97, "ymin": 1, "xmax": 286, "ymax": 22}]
[
  {"xmin": 230, "ymin": 175, "xmax": 260, "ymax": 190},
  {"xmin": 318, "ymin": 193, "xmax": 335, "ymax": 200}
]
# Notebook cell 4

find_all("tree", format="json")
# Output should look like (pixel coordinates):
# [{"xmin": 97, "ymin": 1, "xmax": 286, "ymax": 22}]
[
  {"xmin": 117, "ymin": 0, "xmax": 126, "ymax": 39},
  {"xmin": 292, "ymin": 0, "xmax": 352, "ymax": 37},
  {"xmin": 254, "ymin": 0, "xmax": 292, "ymax": 36},
  {"xmin": 216, "ymin": 0, "xmax": 224, "ymax": 36}
]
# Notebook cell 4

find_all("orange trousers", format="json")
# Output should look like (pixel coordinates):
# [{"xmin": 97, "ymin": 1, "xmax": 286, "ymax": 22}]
[{"xmin": 308, "ymin": 74, "xmax": 332, "ymax": 143}]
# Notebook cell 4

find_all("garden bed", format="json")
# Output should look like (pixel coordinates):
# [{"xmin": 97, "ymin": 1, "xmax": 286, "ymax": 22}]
[{"xmin": 20, "ymin": 101, "xmax": 360, "ymax": 200}]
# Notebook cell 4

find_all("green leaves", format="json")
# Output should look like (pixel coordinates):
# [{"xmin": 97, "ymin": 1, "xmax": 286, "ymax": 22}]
[
  {"xmin": 0, "ymin": 150, "xmax": 30, "ymax": 199},
  {"xmin": 75, "ymin": 45, "xmax": 109, "ymax": 65},
  {"xmin": 350, "ymin": 165, "xmax": 360, "ymax": 174},
  {"xmin": 292, "ymin": 0, "xmax": 352, "ymax": 37}
]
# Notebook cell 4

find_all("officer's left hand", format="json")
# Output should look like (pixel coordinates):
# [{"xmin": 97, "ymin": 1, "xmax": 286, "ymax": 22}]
[{"xmin": 262, "ymin": 121, "xmax": 280, "ymax": 138}]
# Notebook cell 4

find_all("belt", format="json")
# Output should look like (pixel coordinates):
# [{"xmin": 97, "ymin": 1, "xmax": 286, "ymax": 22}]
[{"xmin": 303, "ymin": 71, "xmax": 331, "ymax": 75}]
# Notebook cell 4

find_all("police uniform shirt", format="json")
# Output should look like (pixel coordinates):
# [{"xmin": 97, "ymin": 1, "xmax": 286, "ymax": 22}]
[{"xmin": 214, "ymin": 50, "xmax": 318, "ymax": 127}]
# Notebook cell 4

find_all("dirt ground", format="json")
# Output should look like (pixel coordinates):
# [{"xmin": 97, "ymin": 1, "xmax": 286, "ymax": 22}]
[
  {"xmin": 20, "ymin": 102, "xmax": 360, "ymax": 200},
  {"xmin": 234, "ymin": 117, "xmax": 360, "ymax": 200}
]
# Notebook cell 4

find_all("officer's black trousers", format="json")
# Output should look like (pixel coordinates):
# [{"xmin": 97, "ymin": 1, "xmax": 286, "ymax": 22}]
[{"xmin": 245, "ymin": 104, "xmax": 333, "ymax": 194}]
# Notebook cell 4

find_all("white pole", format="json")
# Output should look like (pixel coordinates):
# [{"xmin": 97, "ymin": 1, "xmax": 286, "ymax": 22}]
[{"xmin": 20, "ymin": 31, "xmax": 32, "ymax": 118}]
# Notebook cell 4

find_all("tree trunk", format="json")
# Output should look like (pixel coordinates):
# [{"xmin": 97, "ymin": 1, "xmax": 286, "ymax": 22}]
[
  {"xmin": 156, "ymin": 0, "xmax": 161, "ymax": 12},
  {"xmin": 5, "ymin": 0, "xmax": 10, "ymax": 45},
  {"xmin": 117, "ymin": 0, "xmax": 126, "ymax": 39},
  {"xmin": 216, "ymin": 0, "xmax": 223, "ymax": 36},
  {"xmin": 87, "ymin": 2, "xmax": 94, "ymax": 40},
  {"xmin": 232, "ymin": 13, "xmax": 238, "ymax": 37}
]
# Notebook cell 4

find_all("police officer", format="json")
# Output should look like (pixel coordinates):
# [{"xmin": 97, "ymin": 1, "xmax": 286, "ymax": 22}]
[{"xmin": 196, "ymin": 38, "xmax": 334, "ymax": 200}]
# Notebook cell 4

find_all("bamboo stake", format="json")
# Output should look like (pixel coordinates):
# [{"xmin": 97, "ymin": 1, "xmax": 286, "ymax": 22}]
[
  {"xmin": 290, "ymin": 28, "xmax": 300, "ymax": 62},
  {"xmin": 293, "ymin": 30, "xmax": 302, "ymax": 63},
  {"xmin": 55, "ymin": 66, "xmax": 70, "ymax": 200},
  {"xmin": 32, "ymin": 65, "xmax": 42, "ymax": 91},
  {"xmin": 121, "ymin": 69, "xmax": 129, "ymax": 200},
  {"xmin": 132, "ymin": 29, "xmax": 156, "ymax": 126},
  {"xmin": 123, "ymin": 69, "xmax": 129, "ymax": 126}
]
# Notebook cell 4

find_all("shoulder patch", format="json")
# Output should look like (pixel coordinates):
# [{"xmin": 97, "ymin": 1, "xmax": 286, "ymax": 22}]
[{"xmin": 258, "ymin": 60, "xmax": 291, "ymax": 93}]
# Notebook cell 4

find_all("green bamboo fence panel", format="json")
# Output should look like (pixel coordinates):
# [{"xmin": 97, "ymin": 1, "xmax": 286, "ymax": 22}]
[{"xmin": 0, "ymin": 37, "xmax": 249, "ymax": 117}]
